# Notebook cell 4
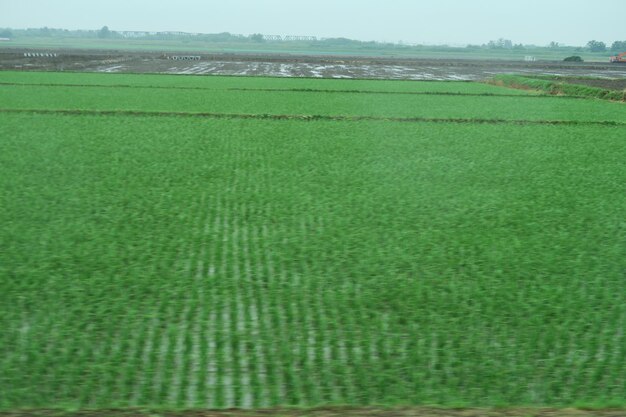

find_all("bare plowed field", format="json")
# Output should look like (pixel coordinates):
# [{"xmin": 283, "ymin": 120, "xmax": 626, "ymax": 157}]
[{"xmin": 2, "ymin": 49, "xmax": 626, "ymax": 80}]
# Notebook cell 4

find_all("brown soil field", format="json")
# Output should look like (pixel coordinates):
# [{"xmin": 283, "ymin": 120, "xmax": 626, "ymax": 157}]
[
  {"xmin": 2, "ymin": 49, "xmax": 626, "ymax": 80},
  {"xmin": 1, "ymin": 408, "xmax": 625, "ymax": 417}
]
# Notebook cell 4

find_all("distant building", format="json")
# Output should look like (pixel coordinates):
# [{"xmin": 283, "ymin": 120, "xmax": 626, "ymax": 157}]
[
  {"xmin": 0, "ymin": 38, "xmax": 11, "ymax": 41},
  {"xmin": 23, "ymin": 52, "xmax": 58, "ymax": 57},
  {"xmin": 283, "ymin": 35, "xmax": 317, "ymax": 41},
  {"xmin": 262, "ymin": 35, "xmax": 318, "ymax": 42},
  {"xmin": 169, "ymin": 56, "xmax": 201, "ymax": 61},
  {"xmin": 119, "ymin": 31, "xmax": 157, "ymax": 38}
]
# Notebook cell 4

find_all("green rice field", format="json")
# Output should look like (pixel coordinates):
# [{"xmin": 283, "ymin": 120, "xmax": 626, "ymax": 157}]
[{"xmin": 0, "ymin": 71, "xmax": 625, "ymax": 410}]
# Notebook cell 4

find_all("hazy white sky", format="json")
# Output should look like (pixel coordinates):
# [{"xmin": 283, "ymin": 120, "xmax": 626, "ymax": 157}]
[{"xmin": 1, "ymin": 0, "xmax": 624, "ymax": 46}]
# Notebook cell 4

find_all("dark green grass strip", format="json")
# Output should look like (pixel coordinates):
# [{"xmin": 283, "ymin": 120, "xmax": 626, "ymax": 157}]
[
  {"xmin": 0, "ymin": 82, "xmax": 550, "ymax": 98},
  {"xmin": 1, "ymin": 107, "xmax": 623, "ymax": 126},
  {"xmin": 491, "ymin": 75, "xmax": 626, "ymax": 101},
  {"xmin": 226, "ymin": 87, "xmax": 552, "ymax": 98}
]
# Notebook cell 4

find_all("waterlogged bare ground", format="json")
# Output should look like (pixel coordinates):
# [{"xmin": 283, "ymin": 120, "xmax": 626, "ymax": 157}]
[
  {"xmin": 2, "ymin": 408, "xmax": 625, "ymax": 417},
  {"xmin": 2, "ymin": 49, "xmax": 626, "ymax": 80},
  {"xmin": 154, "ymin": 61, "xmax": 626, "ymax": 80}
]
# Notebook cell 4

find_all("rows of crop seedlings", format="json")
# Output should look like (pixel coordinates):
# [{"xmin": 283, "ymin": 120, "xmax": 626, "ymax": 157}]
[
  {"xmin": 1, "ymin": 112, "xmax": 625, "ymax": 408},
  {"xmin": 0, "ymin": 71, "xmax": 534, "ymax": 94},
  {"xmin": 2, "ymin": 84, "xmax": 626, "ymax": 123},
  {"xmin": 2, "ymin": 83, "xmax": 625, "ymax": 123}
]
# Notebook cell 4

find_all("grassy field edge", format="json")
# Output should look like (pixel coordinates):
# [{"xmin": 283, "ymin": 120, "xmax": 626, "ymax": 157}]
[{"xmin": 488, "ymin": 75, "xmax": 626, "ymax": 101}]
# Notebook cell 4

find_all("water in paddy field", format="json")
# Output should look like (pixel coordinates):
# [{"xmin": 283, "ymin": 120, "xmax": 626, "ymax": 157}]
[
  {"xmin": 4, "ymin": 50, "xmax": 626, "ymax": 80},
  {"xmin": 153, "ymin": 61, "xmax": 626, "ymax": 80}
]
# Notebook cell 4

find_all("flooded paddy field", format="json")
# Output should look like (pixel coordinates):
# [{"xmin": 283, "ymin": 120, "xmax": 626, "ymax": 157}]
[{"xmin": 2, "ymin": 49, "xmax": 626, "ymax": 80}]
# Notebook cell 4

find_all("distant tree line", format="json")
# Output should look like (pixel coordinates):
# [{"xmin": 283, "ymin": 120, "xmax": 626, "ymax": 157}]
[
  {"xmin": 483, "ymin": 38, "xmax": 525, "ymax": 50},
  {"xmin": 481, "ymin": 38, "xmax": 626, "ymax": 52},
  {"xmin": 610, "ymin": 40, "xmax": 626, "ymax": 51},
  {"xmin": 586, "ymin": 40, "xmax": 626, "ymax": 52},
  {"xmin": 5, "ymin": 27, "xmax": 101, "ymax": 38},
  {"xmin": 587, "ymin": 40, "xmax": 606, "ymax": 52},
  {"xmin": 4, "ymin": 27, "xmax": 626, "ymax": 53}
]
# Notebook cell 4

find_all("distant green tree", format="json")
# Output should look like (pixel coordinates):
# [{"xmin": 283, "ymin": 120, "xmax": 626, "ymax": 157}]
[
  {"xmin": 549, "ymin": 41, "xmax": 560, "ymax": 48},
  {"xmin": 611, "ymin": 40, "xmax": 626, "ymax": 51},
  {"xmin": 586, "ymin": 40, "xmax": 606, "ymax": 52},
  {"xmin": 249, "ymin": 33, "xmax": 264, "ymax": 42},
  {"xmin": 487, "ymin": 38, "xmax": 513, "ymax": 49},
  {"xmin": 563, "ymin": 56, "xmax": 583, "ymax": 62},
  {"xmin": 98, "ymin": 26, "xmax": 111, "ymax": 39},
  {"xmin": 0, "ymin": 29, "xmax": 12, "ymax": 38}
]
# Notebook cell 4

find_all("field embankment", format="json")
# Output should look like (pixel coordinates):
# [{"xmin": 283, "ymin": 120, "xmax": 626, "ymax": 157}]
[{"xmin": 490, "ymin": 74, "xmax": 626, "ymax": 101}]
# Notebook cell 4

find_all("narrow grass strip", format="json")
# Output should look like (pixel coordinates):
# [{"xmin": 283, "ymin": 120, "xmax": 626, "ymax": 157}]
[
  {"xmin": 1, "ymin": 108, "xmax": 624, "ymax": 126},
  {"xmin": 490, "ymin": 74, "xmax": 626, "ymax": 101},
  {"xmin": 226, "ymin": 87, "xmax": 551, "ymax": 98},
  {"xmin": 0, "ymin": 82, "xmax": 548, "ymax": 98}
]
